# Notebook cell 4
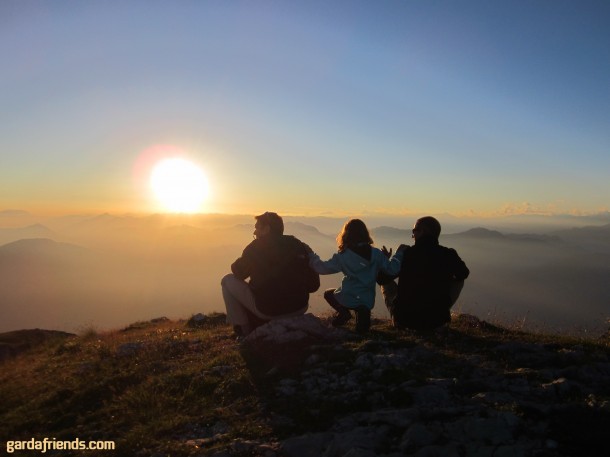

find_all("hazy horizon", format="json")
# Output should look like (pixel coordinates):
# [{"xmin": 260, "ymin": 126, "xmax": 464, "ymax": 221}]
[{"xmin": 1, "ymin": 211, "xmax": 608, "ymax": 336}]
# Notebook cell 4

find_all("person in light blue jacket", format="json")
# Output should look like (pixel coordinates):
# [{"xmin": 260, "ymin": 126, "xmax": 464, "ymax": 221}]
[{"xmin": 308, "ymin": 219, "xmax": 404, "ymax": 333}]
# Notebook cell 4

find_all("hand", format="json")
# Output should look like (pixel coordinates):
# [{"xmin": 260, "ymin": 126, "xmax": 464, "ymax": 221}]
[
  {"xmin": 397, "ymin": 244, "xmax": 409, "ymax": 253},
  {"xmin": 381, "ymin": 245, "xmax": 393, "ymax": 258}
]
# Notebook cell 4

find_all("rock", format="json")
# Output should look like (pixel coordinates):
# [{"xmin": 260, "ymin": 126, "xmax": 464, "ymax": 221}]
[
  {"xmin": 400, "ymin": 422, "xmax": 440, "ymax": 450},
  {"xmin": 324, "ymin": 426, "xmax": 391, "ymax": 456},
  {"xmin": 186, "ymin": 313, "xmax": 208, "ymax": 328},
  {"xmin": 185, "ymin": 312, "xmax": 227, "ymax": 328},
  {"xmin": 341, "ymin": 449, "xmax": 377, "ymax": 457},
  {"xmin": 444, "ymin": 412, "xmax": 519, "ymax": 446},
  {"xmin": 266, "ymin": 313, "xmax": 610, "ymax": 457},
  {"xmin": 245, "ymin": 314, "xmax": 345, "ymax": 345},
  {"xmin": 116, "ymin": 342, "xmax": 145, "ymax": 357},
  {"xmin": 541, "ymin": 377, "xmax": 576, "ymax": 398},
  {"xmin": 241, "ymin": 314, "xmax": 349, "ymax": 373},
  {"xmin": 411, "ymin": 385, "xmax": 451, "ymax": 406},
  {"xmin": 364, "ymin": 408, "xmax": 420, "ymax": 428},
  {"xmin": 280, "ymin": 433, "xmax": 333, "ymax": 457},
  {"xmin": 411, "ymin": 443, "xmax": 461, "ymax": 457}
]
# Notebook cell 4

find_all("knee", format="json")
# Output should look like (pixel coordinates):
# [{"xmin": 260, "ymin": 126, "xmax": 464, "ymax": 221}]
[
  {"xmin": 221, "ymin": 273, "xmax": 235, "ymax": 288},
  {"xmin": 220, "ymin": 273, "xmax": 237, "ymax": 290},
  {"xmin": 323, "ymin": 288, "xmax": 336, "ymax": 300}
]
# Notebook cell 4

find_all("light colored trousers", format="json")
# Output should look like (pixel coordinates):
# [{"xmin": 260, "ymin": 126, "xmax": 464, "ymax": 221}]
[{"xmin": 221, "ymin": 273, "xmax": 307, "ymax": 327}]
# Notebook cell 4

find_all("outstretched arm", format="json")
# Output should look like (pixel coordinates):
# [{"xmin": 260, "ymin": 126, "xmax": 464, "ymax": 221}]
[
  {"xmin": 308, "ymin": 252, "xmax": 342, "ymax": 275},
  {"xmin": 378, "ymin": 248, "xmax": 405, "ymax": 276}
]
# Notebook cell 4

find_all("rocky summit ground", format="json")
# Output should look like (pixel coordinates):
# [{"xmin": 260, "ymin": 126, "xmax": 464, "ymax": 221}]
[{"xmin": 1, "ymin": 313, "xmax": 609, "ymax": 457}]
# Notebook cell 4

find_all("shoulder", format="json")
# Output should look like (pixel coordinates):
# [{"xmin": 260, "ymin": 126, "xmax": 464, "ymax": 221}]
[
  {"xmin": 370, "ymin": 246, "xmax": 384, "ymax": 257},
  {"xmin": 242, "ymin": 239, "xmax": 259, "ymax": 253},
  {"xmin": 285, "ymin": 234, "xmax": 305, "ymax": 246},
  {"xmin": 437, "ymin": 245, "xmax": 466, "ymax": 262},
  {"xmin": 281, "ymin": 235, "xmax": 310, "ymax": 253},
  {"xmin": 438, "ymin": 244, "xmax": 459, "ymax": 255},
  {"xmin": 281, "ymin": 235, "xmax": 301, "ymax": 245},
  {"xmin": 397, "ymin": 244, "xmax": 412, "ymax": 255},
  {"xmin": 370, "ymin": 246, "xmax": 393, "ymax": 262}
]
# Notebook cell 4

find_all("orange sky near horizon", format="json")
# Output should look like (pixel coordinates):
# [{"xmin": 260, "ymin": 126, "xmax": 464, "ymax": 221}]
[{"xmin": 2, "ymin": 3, "xmax": 609, "ymax": 221}]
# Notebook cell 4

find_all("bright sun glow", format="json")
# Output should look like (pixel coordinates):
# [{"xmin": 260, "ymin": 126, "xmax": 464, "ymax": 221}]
[{"xmin": 150, "ymin": 158, "xmax": 209, "ymax": 213}]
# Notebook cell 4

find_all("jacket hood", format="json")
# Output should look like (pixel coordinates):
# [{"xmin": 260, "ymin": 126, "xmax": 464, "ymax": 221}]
[{"xmin": 339, "ymin": 248, "xmax": 373, "ymax": 276}]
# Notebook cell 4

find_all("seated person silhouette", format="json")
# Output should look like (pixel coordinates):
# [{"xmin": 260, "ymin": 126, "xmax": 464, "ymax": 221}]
[
  {"xmin": 379, "ymin": 216, "xmax": 469, "ymax": 332},
  {"xmin": 221, "ymin": 212, "xmax": 319, "ymax": 336}
]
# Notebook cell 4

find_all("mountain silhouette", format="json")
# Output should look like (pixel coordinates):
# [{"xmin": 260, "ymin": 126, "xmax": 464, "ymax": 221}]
[
  {"xmin": 0, "ymin": 224, "xmax": 55, "ymax": 245},
  {"xmin": 0, "ymin": 214, "xmax": 609, "ymax": 334}
]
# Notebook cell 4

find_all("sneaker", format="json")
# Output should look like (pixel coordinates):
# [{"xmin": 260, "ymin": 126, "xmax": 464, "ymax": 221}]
[
  {"xmin": 233, "ymin": 325, "xmax": 244, "ymax": 337},
  {"xmin": 355, "ymin": 307, "xmax": 371, "ymax": 334},
  {"xmin": 331, "ymin": 308, "xmax": 352, "ymax": 327},
  {"xmin": 233, "ymin": 324, "xmax": 253, "ymax": 338}
]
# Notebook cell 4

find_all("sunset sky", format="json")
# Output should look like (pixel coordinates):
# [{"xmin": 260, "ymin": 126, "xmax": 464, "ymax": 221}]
[{"xmin": 2, "ymin": 0, "xmax": 609, "ymax": 218}]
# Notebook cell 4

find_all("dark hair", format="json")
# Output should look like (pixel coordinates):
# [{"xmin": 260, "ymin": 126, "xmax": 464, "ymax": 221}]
[
  {"xmin": 337, "ymin": 219, "xmax": 373, "ymax": 253},
  {"xmin": 416, "ymin": 216, "xmax": 441, "ymax": 240},
  {"xmin": 255, "ymin": 212, "xmax": 284, "ymax": 235}
]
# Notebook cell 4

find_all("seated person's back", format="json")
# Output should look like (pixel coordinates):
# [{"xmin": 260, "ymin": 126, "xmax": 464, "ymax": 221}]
[{"xmin": 380, "ymin": 216, "xmax": 469, "ymax": 331}]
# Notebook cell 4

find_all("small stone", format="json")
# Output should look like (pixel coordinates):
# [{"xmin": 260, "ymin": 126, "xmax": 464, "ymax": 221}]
[{"xmin": 116, "ymin": 342, "xmax": 144, "ymax": 357}]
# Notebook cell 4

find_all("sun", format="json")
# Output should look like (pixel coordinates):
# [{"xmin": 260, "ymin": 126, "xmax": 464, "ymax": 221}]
[{"xmin": 150, "ymin": 158, "xmax": 209, "ymax": 213}]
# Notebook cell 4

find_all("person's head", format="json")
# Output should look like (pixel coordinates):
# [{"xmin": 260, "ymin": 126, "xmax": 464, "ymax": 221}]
[
  {"xmin": 412, "ymin": 216, "xmax": 441, "ymax": 242},
  {"xmin": 337, "ymin": 219, "xmax": 373, "ymax": 252},
  {"xmin": 254, "ymin": 212, "xmax": 284, "ymax": 239}
]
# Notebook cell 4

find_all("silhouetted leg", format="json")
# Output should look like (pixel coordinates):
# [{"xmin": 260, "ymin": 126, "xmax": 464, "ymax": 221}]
[
  {"xmin": 324, "ymin": 288, "xmax": 352, "ymax": 327},
  {"xmin": 355, "ymin": 306, "xmax": 371, "ymax": 334},
  {"xmin": 221, "ymin": 273, "xmax": 257, "ymax": 335},
  {"xmin": 449, "ymin": 280, "xmax": 464, "ymax": 307}
]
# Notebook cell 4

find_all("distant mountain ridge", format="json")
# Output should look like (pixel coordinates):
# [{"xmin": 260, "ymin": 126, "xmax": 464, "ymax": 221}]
[
  {"xmin": 0, "ymin": 224, "xmax": 55, "ymax": 245},
  {"xmin": 1, "ymin": 214, "xmax": 609, "ymax": 334},
  {"xmin": 373, "ymin": 226, "xmax": 567, "ymax": 246},
  {"xmin": 0, "ymin": 238, "xmax": 90, "ymax": 261}
]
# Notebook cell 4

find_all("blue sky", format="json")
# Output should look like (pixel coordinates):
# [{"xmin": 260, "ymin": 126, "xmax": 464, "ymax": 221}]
[{"xmin": 1, "ymin": 0, "xmax": 609, "ymax": 217}]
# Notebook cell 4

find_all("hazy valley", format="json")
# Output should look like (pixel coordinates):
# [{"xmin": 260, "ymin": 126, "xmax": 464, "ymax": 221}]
[{"xmin": 0, "ymin": 211, "xmax": 609, "ymax": 335}]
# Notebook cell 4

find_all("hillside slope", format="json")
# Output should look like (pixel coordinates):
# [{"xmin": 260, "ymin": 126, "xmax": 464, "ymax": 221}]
[{"xmin": 1, "ymin": 314, "xmax": 609, "ymax": 456}]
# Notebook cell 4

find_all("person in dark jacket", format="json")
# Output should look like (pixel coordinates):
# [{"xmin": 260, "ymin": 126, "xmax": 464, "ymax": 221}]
[
  {"xmin": 379, "ymin": 216, "xmax": 469, "ymax": 331},
  {"xmin": 221, "ymin": 212, "xmax": 320, "ymax": 336}
]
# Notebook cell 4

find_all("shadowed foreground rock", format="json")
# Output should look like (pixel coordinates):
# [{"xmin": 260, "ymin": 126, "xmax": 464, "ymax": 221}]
[
  {"xmin": 236, "ymin": 314, "xmax": 610, "ymax": 457},
  {"xmin": 241, "ymin": 314, "xmax": 349, "ymax": 374},
  {"xmin": 2, "ymin": 313, "xmax": 608, "ymax": 457},
  {"xmin": 245, "ymin": 313, "xmax": 347, "ymax": 345}
]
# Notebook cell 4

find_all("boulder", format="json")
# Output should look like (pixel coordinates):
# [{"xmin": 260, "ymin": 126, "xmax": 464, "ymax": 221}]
[{"xmin": 241, "ymin": 314, "xmax": 347, "ymax": 375}]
